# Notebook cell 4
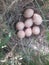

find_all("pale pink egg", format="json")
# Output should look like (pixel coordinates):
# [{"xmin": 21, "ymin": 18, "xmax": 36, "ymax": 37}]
[
  {"xmin": 24, "ymin": 9, "xmax": 34, "ymax": 18},
  {"xmin": 25, "ymin": 19, "xmax": 33, "ymax": 28},
  {"xmin": 17, "ymin": 30, "xmax": 25, "ymax": 39},
  {"xmin": 32, "ymin": 26, "xmax": 40, "ymax": 35},
  {"xmin": 25, "ymin": 28, "xmax": 32, "ymax": 37},
  {"xmin": 33, "ymin": 13, "xmax": 43, "ymax": 25},
  {"xmin": 16, "ymin": 22, "xmax": 25, "ymax": 30}
]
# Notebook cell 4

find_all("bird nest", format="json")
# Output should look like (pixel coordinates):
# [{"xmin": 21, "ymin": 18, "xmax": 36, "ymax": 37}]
[{"xmin": 3, "ymin": 0, "xmax": 49, "ymax": 58}]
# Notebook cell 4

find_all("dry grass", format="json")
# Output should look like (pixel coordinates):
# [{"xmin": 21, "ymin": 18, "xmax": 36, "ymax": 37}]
[{"xmin": 0, "ymin": 0, "xmax": 49, "ymax": 65}]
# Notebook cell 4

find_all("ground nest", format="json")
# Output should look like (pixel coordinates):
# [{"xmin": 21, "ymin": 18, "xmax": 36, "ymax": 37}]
[{"xmin": 3, "ymin": 0, "xmax": 49, "ymax": 56}]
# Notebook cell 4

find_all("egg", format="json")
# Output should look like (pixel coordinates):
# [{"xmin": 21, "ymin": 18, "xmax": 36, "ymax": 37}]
[
  {"xmin": 33, "ymin": 13, "xmax": 43, "ymax": 25},
  {"xmin": 17, "ymin": 30, "xmax": 25, "ymax": 39},
  {"xmin": 25, "ymin": 28, "xmax": 32, "ymax": 37},
  {"xmin": 16, "ymin": 22, "xmax": 25, "ymax": 30},
  {"xmin": 25, "ymin": 19, "xmax": 33, "ymax": 28},
  {"xmin": 32, "ymin": 26, "xmax": 40, "ymax": 35},
  {"xmin": 24, "ymin": 9, "xmax": 34, "ymax": 18}
]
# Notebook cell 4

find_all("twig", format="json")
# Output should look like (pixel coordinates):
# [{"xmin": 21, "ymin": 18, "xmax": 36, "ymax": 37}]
[
  {"xmin": 0, "ymin": 43, "xmax": 17, "ymax": 63},
  {"xmin": 2, "ymin": 0, "xmax": 18, "ymax": 17}
]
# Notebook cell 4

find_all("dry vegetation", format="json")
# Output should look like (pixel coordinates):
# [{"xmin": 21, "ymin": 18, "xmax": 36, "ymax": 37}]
[{"xmin": 0, "ymin": 0, "xmax": 49, "ymax": 65}]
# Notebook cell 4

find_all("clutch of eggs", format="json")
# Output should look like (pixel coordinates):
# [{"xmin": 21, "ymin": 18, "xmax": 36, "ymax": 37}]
[{"xmin": 16, "ymin": 8, "xmax": 43, "ymax": 39}]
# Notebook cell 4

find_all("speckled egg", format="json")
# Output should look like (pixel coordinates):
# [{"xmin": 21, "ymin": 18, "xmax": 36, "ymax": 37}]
[
  {"xmin": 33, "ymin": 13, "xmax": 43, "ymax": 25},
  {"xmin": 25, "ymin": 28, "xmax": 32, "ymax": 37},
  {"xmin": 16, "ymin": 22, "xmax": 25, "ymax": 30},
  {"xmin": 25, "ymin": 19, "xmax": 33, "ymax": 28},
  {"xmin": 32, "ymin": 26, "xmax": 40, "ymax": 35},
  {"xmin": 17, "ymin": 30, "xmax": 25, "ymax": 39},
  {"xmin": 24, "ymin": 9, "xmax": 34, "ymax": 18}
]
